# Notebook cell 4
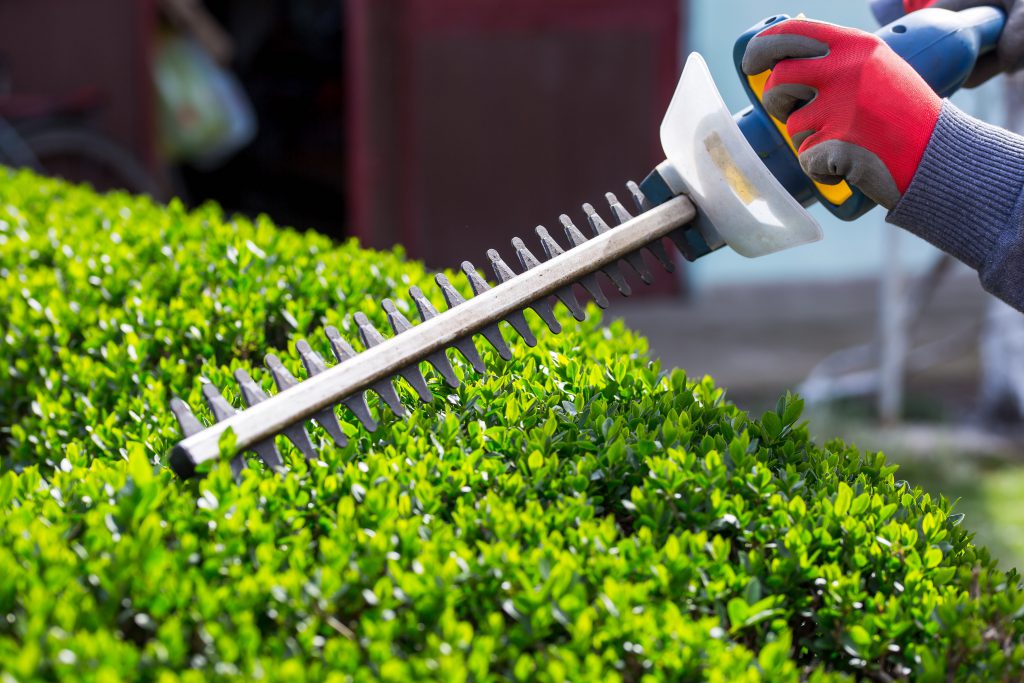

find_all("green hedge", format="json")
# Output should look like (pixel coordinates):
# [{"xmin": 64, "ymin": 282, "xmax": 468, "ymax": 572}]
[{"xmin": 1, "ymin": 170, "xmax": 1022, "ymax": 682}]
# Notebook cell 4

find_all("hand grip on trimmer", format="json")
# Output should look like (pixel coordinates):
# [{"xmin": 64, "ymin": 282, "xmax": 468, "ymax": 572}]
[{"xmin": 733, "ymin": 6, "xmax": 1005, "ymax": 220}]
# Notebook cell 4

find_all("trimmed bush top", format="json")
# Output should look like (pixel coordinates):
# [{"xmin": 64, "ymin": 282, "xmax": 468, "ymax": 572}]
[{"xmin": 1, "ymin": 171, "xmax": 1023, "ymax": 681}]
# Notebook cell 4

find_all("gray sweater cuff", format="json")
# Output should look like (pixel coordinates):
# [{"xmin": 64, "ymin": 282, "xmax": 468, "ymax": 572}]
[{"xmin": 888, "ymin": 101, "xmax": 1024, "ymax": 275}]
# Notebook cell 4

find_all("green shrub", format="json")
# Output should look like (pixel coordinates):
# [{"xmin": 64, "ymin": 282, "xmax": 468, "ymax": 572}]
[{"xmin": 1, "ymin": 170, "xmax": 1022, "ymax": 682}]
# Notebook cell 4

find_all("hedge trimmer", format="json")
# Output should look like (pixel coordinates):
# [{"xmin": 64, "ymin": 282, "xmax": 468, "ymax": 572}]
[{"xmin": 168, "ymin": 6, "xmax": 1003, "ymax": 478}]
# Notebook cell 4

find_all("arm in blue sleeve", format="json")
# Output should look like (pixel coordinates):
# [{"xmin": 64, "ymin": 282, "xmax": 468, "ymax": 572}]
[{"xmin": 887, "ymin": 101, "xmax": 1024, "ymax": 312}]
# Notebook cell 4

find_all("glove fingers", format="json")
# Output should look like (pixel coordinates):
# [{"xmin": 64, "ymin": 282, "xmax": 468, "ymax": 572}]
[
  {"xmin": 799, "ymin": 139, "xmax": 902, "ymax": 209},
  {"xmin": 783, "ymin": 98, "xmax": 828, "ymax": 149},
  {"xmin": 741, "ymin": 31, "xmax": 828, "ymax": 75},
  {"xmin": 761, "ymin": 83, "xmax": 817, "ymax": 123},
  {"xmin": 790, "ymin": 129, "xmax": 816, "ymax": 150}
]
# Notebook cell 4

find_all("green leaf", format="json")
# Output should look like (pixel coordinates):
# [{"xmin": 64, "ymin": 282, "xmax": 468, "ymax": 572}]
[
  {"xmin": 743, "ymin": 608, "xmax": 778, "ymax": 628},
  {"xmin": 848, "ymin": 625, "xmax": 871, "ymax": 649},
  {"xmin": 931, "ymin": 567, "xmax": 956, "ymax": 585},
  {"xmin": 851, "ymin": 492, "xmax": 870, "ymax": 516},
  {"xmin": 782, "ymin": 394, "xmax": 804, "ymax": 426},
  {"xmin": 761, "ymin": 412, "xmax": 783, "ymax": 440},
  {"xmin": 127, "ymin": 442, "xmax": 153, "ymax": 485},
  {"xmin": 744, "ymin": 578, "xmax": 762, "ymax": 605},
  {"xmin": 835, "ymin": 481, "xmax": 853, "ymax": 517},
  {"xmin": 0, "ymin": 471, "xmax": 15, "ymax": 507},
  {"xmin": 527, "ymin": 450, "xmax": 544, "ymax": 471},
  {"xmin": 0, "ymin": 170, "xmax": 1017, "ymax": 682},
  {"xmin": 727, "ymin": 598, "xmax": 749, "ymax": 630},
  {"xmin": 664, "ymin": 535, "xmax": 680, "ymax": 562},
  {"xmin": 217, "ymin": 426, "xmax": 238, "ymax": 460}
]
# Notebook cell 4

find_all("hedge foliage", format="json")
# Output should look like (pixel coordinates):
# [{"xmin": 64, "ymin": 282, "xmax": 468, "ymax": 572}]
[{"xmin": 1, "ymin": 170, "xmax": 1023, "ymax": 682}]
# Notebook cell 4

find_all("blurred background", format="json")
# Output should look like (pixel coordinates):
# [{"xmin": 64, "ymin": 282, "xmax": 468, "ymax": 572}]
[{"xmin": 1, "ymin": 0, "xmax": 1021, "ymax": 567}]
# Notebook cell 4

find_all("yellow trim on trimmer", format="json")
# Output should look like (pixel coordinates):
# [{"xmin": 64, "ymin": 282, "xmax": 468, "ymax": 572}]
[{"xmin": 747, "ymin": 70, "xmax": 853, "ymax": 206}]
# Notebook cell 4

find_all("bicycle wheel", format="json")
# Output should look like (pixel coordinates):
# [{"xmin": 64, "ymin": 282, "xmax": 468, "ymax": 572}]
[
  {"xmin": 0, "ymin": 117, "xmax": 44, "ymax": 171},
  {"xmin": 18, "ymin": 124, "xmax": 165, "ymax": 199}
]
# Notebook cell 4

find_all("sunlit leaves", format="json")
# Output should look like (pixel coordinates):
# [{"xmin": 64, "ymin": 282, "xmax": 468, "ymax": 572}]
[{"xmin": 0, "ymin": 171, "xmax": 1022, "ymax": 681}]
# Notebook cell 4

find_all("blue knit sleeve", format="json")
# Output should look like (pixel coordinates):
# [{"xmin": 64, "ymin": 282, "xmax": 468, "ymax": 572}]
[{"xmin": 887, "ymin": 101, "xmax": 1024, "ymax": 312}]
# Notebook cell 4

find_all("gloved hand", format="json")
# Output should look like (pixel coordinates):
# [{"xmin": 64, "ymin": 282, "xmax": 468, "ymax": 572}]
[
  {"xmin": 905, "ymin": 0, "xmax": 1024, "ymax": 85},
  {"xmin": 742, "ymin": 19, "xmax": 942, "ymax": 209}
]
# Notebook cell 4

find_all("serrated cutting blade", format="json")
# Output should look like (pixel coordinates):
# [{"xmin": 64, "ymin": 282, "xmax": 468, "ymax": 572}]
[{"xmin": 168, "ymin": 188, "xmax": 697, "ymax": 479}]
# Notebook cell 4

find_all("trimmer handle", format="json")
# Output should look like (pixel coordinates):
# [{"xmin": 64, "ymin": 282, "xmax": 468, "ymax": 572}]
[{"xmin": 733, "ymin": 6, "xmax": 1005, "ymax": 221}]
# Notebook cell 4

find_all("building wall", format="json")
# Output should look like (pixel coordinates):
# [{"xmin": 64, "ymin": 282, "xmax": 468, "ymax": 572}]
[
  {"xmin": 0, "ymin": 0, "xmax": 157, "ymax": 169},
  {"xmin": 347, "ymin": 0, "xmax": 684, "ymax": 294}
]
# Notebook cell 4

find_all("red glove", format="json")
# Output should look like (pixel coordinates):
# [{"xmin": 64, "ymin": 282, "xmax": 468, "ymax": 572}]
[{"xmin": 741, "ymin": 19, "xmax": 942, "ymax": 209}]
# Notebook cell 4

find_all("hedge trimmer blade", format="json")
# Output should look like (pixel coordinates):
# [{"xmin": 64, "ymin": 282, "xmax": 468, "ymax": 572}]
[{"xmin": 168, "ymin": 184, "xmax": 698, "ymax": 478}]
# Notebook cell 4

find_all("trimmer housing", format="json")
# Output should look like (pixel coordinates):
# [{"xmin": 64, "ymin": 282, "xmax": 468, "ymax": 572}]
[
  {"xmin": 733, "ymin": 7, "xmax": 1003, "ymax": 221},
  {"xmin": 167, "ymin": 7, "xmax": 1006, "ymax": 478}
]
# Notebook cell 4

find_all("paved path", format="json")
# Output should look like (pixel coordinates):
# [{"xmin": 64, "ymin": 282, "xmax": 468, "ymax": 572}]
[{"xmin": 609, "ymin": 274, "xmax": 990, "ymax": 413}]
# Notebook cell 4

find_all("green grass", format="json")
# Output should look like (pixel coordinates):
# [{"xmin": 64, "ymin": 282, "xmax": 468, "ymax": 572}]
[
  {"xmin": 1, "ymin": 170, "xmax": 1023, "ymax": 681},
  {"xmin": 897, "ymin": 459, "xmax": 1024, "ymax": 572}
]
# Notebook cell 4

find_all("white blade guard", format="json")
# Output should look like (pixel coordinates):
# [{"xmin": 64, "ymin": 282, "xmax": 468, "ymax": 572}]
[{"xmin": 659, "ymin": 53, "xmax": 822, "ymax": 258}]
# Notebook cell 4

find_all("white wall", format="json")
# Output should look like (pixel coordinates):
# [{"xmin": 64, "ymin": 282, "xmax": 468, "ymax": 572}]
[{"xmin": 684, "ymin": 0, "xmax": 1001, "ymax": 289}]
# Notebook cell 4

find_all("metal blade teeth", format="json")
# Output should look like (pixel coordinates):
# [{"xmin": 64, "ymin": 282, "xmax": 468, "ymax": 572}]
[
  {"xmin": 626, "ymin": 181, "xmax": 704, "ymax": 262},
  {"xmin": 510, "ymin": 237, "xmax": 568, "ymax": 329},
  {"xmin": 381, "ymin": 299, "xmax": 435, "ymax": 403},
  {"xmin": 200, "ymin": 382, "xmax": 248, "ymax": 477},
  {"xmin": 231, "ymin": 370, "xmax": 287, "ymax": 470},
  {"xmin": 234, "ymin": 368, "xmax": 268, "ymax": 408},
  {"xmin": 668, "ymin": 228, "xmax": 705, "ymax": 262},
  {"xmin": 540, "ymin": 223, "xmax": 609, "ymax": 309},
  {"xmin": 626, "ymin": 180, "xmax": 652, "ymax": 213},
  {"xmin": 626, "ymin": 180, "xmax": 701, "ymax": 263},
  {"xmin": 509, "ymin": 239, "xmax": 561, "ymax": 332},
  {"xmin": 483, "ymin": 253, "xmax": 541, "ymax": 343},
  {"xmin": 517, "ymin": 233, "xmax": 586, "ymax": 322},
  {"xmin": 493, "ymin": 241, "xmax": 562, "ymax": 333},
  {"xmin": 325, "ymin": 325, "xmax": 378, "ymax": 431},
  {"xmin": 264, "ymin": 355, "xmax": 318, "ymax": 458},
  {"xmin": 646, "ymin": 239, "xmax": 676, "ymax": 272},
  {"xmin": 170, "ymin": 397, "xmax": 205, "ymax": 437},
  {"xmin": 486, "ymin": 248, "xmax": 518, "ymax": 284},
  {"xmin": 612, "ymin": 189, "xmax": 674, "ymax": 273},
  {"xmin": 294, "ymin": 340, "xmax": 351, "ymax": 447},
  {"xmin": 202, "ymin": 382, "xmax": 236, "ymax": 422},
  {"xmin": 605, "ymin": 192, "xmax": 634, "ymax": 225},
  {"xmin": 561, "ymin": 213, "xmax": 631, "ymax": 296},
  {"xmin": 353, "ymin": 313, "xmax": 406, "ymax": 416},
  {"xmin": 170, "ymin": 177, "xmax": 704, "ymax": 480},
  {"xmin": 453, "ymin": 267, "xmax": 513, "ymax": 359},
  {"xmin": 418, "ymin": 281, "xmax": 486, "ymax": 375},
  {"xmin": 593, "ymin": 197, "xmax": 653, "ymax": 283},
  {"xmin": 407, "ymin": 287, "xmax": 462, "ymax": 386}
]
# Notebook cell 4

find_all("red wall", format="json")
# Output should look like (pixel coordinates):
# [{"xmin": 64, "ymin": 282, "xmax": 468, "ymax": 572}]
[
  {"xmin": 347, "ymin": 0, "xmax": 684, "ymax": 292},
  {"xmin": 0, "ymin": 0, "xmax": 158, "ymax": 169}
]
